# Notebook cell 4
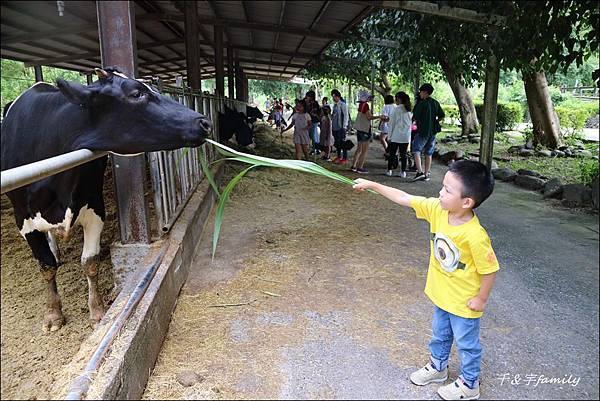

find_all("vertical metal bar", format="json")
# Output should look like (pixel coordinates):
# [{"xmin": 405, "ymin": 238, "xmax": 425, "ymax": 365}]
[
  {"xmin": 479, "ymin": 54, "xmax": 499, "ymax": 170},
  {"xmin": 97, "ymin": 0, "xmax": 151, "ymax": 244},
  {"xmin": 214, "ymin": 24, "xmax": 225, "ymax": 97},
  {"xmin": 34, "ymin": 65, "xmax": 44, "ymax": 82},
  {"xmin": 159, "ymin": 152, "xmax": 171, "ymax": 221},
  {"xmin": 235, "ymin": 60, "xmax": 243, "ymax": 101},
  {"xmin": 243, "ymin": 73, "xmax": 249, "ymax": 102},
  {"xmin": 86, "ymin": 74, "xmax": 93, "ymax": 85},
  {"xmin": 227, "ymin": 48, "xmax": 235, "ymax": 99},
  {"xmin": 184, "ymin": 1, "xmax": 201, "ymax": 106},
  {"xmin": 148, "ymin": 152, "xmax": 165, "ymax": 232}
]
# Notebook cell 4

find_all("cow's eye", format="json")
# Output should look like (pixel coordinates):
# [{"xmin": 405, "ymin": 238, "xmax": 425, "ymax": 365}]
[{"xmin": 130, "ymin": 90, "xmax": 144, "ymax": 99}]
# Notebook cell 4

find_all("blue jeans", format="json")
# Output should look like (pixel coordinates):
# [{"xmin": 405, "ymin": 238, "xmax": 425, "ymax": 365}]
[
  {"xmin": 412, "ymin": 134, "xmax": 436, "ymax": 155},
  {"xmin": 429, "ymin": 306, "xmax": 481, "ymax": 389},
  {"xmin": 333, "ymin": 129, "xmax": 347, "ymax": 159}
]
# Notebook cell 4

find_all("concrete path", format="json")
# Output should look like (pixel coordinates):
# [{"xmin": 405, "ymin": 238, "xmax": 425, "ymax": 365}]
[{"xmin": 144, "ymin": 136, "xmax": 599, "ymax": 400}]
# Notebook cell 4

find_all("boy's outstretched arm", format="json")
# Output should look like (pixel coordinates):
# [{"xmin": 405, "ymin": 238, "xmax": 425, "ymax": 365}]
[
  {"xmin": 467, "ymin": 272, "xmax": 497, "ymax": 312},
  {"xmin": 352, "ymin": 178, "xmax": 413, "ymax": 207}
]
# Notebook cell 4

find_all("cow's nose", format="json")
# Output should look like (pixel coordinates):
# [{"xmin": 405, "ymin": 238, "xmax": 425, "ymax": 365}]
[{"xmin": 199, "ymin": 118, "xmax": 212, "ymax": 135}]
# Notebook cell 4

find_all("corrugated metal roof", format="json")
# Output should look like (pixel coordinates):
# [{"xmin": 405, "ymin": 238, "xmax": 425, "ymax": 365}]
[{"xmin": 1, "ymin": 0, "xmax": 374, "ymax": 82}]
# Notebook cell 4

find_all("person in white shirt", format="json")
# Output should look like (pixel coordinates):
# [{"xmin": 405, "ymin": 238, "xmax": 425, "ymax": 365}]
[
  {"xmin": 386, "ymin": 91, "xmax": 413, "ymax": 178},
  {"xmin": 378, "ymin": 95, "xmax": 395, "ymax": 156}
]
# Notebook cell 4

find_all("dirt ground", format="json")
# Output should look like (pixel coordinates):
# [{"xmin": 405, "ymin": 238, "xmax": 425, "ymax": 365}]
[
  {"xmin": 0, "ymin": 166, "xmax": 118, "ymax": 400},
  {"xmin": 143, "ymin": 124, "xmax": 599, "ymax": 400},
  {"xmin": 143, "ymin": 127, "xmax": 445, "ymax": 399}
]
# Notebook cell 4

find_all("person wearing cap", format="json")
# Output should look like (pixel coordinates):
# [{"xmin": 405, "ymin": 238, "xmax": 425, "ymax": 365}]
[
  {"xmin": 351, "ymin": 90, "xmax": 385, "ymax": 174},
  {"xmin": 411, "ymin": 83, "xmax": 445, "ymax": 182}
]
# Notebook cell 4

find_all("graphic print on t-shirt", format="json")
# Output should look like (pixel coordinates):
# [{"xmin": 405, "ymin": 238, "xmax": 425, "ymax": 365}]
[{"xmin": 430, "ymin": 232, "xmax": 465, "ymax": 273}]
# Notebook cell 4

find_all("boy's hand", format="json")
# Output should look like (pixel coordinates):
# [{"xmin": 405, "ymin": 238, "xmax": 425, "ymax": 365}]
[
  {"xmin": 467, "ymin": 296, "xmax": 486, "ymax": 312},
  {"xmin": 352, "ymin": 178, "xmax": 372, "ymax": 192}
]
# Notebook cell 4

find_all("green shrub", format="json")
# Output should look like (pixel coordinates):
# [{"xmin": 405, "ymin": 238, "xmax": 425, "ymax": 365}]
[
  {"xmin": 441, "ymin": 104, "xmax": 460, "ymax": 124},
  {"xmin": 475, "ymin": 102, "xmax": 524, "ymax": 132},
  {"xmin": 563, "ymin": 130, "xmax": 586, "ymax": 147},
  {"xmin": 555, "ymin": 106, "xmax": 589, "ymax": 135},
  {"xmin": 579, "ymin": 158, "xmax": 600, "ymax": 187}
]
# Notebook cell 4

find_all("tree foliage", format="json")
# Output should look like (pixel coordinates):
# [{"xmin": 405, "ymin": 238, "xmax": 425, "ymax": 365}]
[
  {"xmin": 1, "ymin": 59, "xmax": 86, "ymax": 109},
  {"xmin": 306, "ymin": 1, "xmax": 599, "ymax": 87}
]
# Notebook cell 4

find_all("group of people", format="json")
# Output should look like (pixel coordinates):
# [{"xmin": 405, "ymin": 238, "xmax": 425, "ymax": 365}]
[
  {"xmin": 366, "ymin": 83, "xmax": 445, "ymax": 181},
  {"xmin": 281, "ymin": 90, "xmax": 338, "ymax": 161},
  {"xmin": 279, "ymin": 83, "xmax": 445, "ymax": 183},
  {"xmin": 265, "ymin": 98, "xmax": 290, "ymax": 132},
  {"xmin": 265, "ymin": 84, "xmax": 496, "ymax": 401}
]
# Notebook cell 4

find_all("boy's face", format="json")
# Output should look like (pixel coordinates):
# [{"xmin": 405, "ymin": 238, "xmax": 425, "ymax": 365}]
[
  {"xmin": 439, "ymin": 171, "xmax": 475, "ymax": 211},
  {"xmin": 419, "ymin": 90, "xmax": 429, "ymax": 100}
]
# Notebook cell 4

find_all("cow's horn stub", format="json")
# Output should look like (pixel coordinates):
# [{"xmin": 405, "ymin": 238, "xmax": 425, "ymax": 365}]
[{"xmin": 94, "ymin": 68, "xmax": 110, "ymax": 79}]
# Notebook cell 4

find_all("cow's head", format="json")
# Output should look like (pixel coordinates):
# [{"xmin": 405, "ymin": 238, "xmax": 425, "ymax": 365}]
[{"xmin": 56, "ymin": 68, "xmax": 211, "ymax": 153}]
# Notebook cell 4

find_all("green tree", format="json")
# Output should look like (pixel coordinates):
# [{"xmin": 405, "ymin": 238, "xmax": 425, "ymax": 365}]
[{"xmin": 1, "ymin": 59, "xmax": 85, "ymax": 110}]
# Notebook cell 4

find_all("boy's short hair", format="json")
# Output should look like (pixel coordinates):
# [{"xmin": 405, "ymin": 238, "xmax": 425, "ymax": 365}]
[
  {"xmin": 331, "ymin": 89, "xmax": 341, "ymax": 98},
  {"xmin": 448, "ymin": 160, "xmax": 494, "ymax": 208},
  {"xmin": 419, "ymin": 83, "xmax": 434, "ymax": 95}
]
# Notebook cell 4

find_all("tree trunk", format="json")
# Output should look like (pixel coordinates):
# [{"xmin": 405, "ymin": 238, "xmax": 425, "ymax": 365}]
[
  {"xmin": 355, "ymin": 70, "xmax": 392, "ymax": 97},
  {"xmin": 523, "ymin": 70, "xmax": 562, "ymax": 149},
  {"xmin": 438, "ymin": 57, "xmax": 479, "ymax": 137}
]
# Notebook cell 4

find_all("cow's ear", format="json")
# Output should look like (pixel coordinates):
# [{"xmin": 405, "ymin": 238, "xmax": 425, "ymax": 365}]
[{"xmin": 57, "ymin": 78, "xmax": 93, "ymax": 106}]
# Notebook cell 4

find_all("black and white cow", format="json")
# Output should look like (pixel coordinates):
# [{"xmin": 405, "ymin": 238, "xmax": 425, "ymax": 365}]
[
  {"xmin": 218, "ymin": 105, "xmax": 253, "ymax": 146},
  {"xmin": 0, "ymin": 68, "xmax": 211, "ymax": 332},
  {"xmin": 245, "ymin": 105, "xmax": 264, "ymax": 124}
]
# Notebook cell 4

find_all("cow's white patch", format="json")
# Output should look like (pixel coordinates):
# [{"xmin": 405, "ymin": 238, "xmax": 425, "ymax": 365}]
[
  {"xmin": 75, "ymin": 205, "xmax": 103, "ymax": 263},
  {"xmin": 112, "ymin": 71, "xmax": 130, "ymax": 79},
  {"xmin": 20, "ymin": 208, "xmax": 74, "ymax": 238},
  {"xmin": 4, "ymin": 82, "xmax": 57, "ymax": 118}
]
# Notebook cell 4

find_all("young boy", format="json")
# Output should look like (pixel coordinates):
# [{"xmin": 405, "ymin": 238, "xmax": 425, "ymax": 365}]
[{"xmin": 353, "ymin": 160, "xmax": 499, "ymax": 400}]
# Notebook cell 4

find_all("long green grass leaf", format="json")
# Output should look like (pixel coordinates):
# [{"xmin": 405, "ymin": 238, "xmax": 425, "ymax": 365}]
[
  {"xmin": 206, "ymin": 139, "xmax": 356, "ymax": 186},
  {"xmin": 205, "ymin": 138, "xmax": 373, "ymax": 257},
  {"xmin": 200, "ymin": 144, "xmax": 220, "ymax": 196},
  {"xmin": 212, "ymin": 165, "xmax": 258, "ymax": 259}
]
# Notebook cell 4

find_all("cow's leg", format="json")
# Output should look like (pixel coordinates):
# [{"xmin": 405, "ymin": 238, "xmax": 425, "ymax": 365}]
[
  {"xmin": 78, "ymin": 207, "xmax": 105, "ymax": 327},
  {"xmin": 25, "ymin": 231, "xmax": 64, "ymax": 332},
  {"xmin": 46, "ymin": 232, "xmax": 60, "ymax": 263}
]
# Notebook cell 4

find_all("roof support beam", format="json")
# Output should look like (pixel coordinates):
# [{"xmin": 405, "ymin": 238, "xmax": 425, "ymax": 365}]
[
  {"xmin": 379, "ymin": 1, "xmax": 506, "ymax": 26},
  {"xmin": 24, "ymin": 41, "xmax": 314, "ymax": 67},
  {"xmin": 136, "ymin": 13, "xmax": 343, "ymax": 40},
  {"xmin": 184, "ymin": 1, "xmax": 201, "ymax": 93},
  {"xmin": 214, "ymin": 24, "xmax": 225, "ymax": 97}
]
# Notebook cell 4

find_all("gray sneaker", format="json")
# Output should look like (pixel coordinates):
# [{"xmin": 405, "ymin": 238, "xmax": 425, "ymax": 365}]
[
  {"xmin": 437, "ymin": 378, "xmax": 480, "ymax": 400},
  {"xmin": 424, "ymin": 172, "xmax": 431, "ymax": 181},
  {"xmin": 409, "ymin": 362, "xmax": 448, "ymax": 386}
]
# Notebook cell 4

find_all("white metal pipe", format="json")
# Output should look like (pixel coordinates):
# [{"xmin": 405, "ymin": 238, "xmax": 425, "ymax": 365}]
[{"xmin": 1, "ymin": 149, "xmax": 108, "ymax": 195}]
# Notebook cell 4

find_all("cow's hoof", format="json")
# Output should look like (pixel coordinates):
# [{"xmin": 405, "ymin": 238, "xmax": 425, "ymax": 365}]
[
  {"xmin": 43, "ymin": 311, "xmax": 65, "ymax": 332},
  {"xmin": 89, "ymin": 306, "xmax": 105, "ymax": 329}
]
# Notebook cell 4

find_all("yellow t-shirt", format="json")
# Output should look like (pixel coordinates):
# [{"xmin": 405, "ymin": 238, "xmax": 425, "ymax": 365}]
[{"xmin": 410, "ymin": 196, "xmax": 499, "ymax": 318}]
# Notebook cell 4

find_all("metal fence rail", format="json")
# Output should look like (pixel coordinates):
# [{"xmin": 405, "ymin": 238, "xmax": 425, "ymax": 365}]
[
  {"xmin": 147, "ymin": 87, "xmax": 248, "ymax": 235},
  {"xmin": 0, "ymin": 149, "xmax": 108, "ymax": 195}
]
